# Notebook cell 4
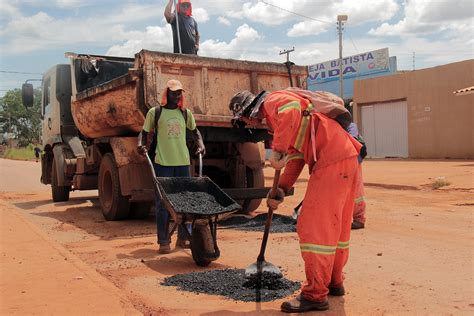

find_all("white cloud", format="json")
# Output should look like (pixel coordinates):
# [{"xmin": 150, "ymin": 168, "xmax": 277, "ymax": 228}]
[
  {"xmin": 0, "ymin": 2, "xmax": 20, "ymax": 19},
  {"xmin": 0, "ymin": 3, "xmax": 165, "ymax": 54},
  {"xmin": 193, "ymin": 7, "xmax": 209, "ymax": 23},
  {"xmin": 229, "ymin": 0, "xmax": 398, "ymax": 30},
  {"xmin": 369, "ymin": 0, "xmax": 474, "ymax": 36},
  {"xmin": 287, "ymin": 21, "xmax": 331, "ymax": 37},
  {"xmin": 200, "ymin": 24, "xmax": 262, "ymax": 59},
  {"xmin": 217, "ymin": 16, "xmax": 231, "ymax": 26},
  {"xmin": 54, "ymin": 0, "xmax": 84, "ymax": 8},
  {"xmin": 107, "ymin": 26, "xmax": 172, "ymax": 57}
]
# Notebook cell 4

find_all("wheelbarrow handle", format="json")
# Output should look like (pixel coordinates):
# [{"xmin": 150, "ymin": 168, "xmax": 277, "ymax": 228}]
[
  {"xmin": 257, "ymin": 169, "xmax": 281, "ymax": 263},
  {"xmin": 198, "ymin": 153, "xmax": 203, "ymax": 177},
  {"xmin": 145, "ymin": 153, "xmax": 163, "ymax": 200}
]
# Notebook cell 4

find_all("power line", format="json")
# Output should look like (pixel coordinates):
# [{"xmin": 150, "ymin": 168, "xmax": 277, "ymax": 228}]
[
  {"xmin": 0, "ymin": 70, "xmax": 43, "ymax": 75},
  {"xmin": 348, "ymin": 34, "xmax": 359, "ymax": 54},
  {"xmin": 261, "ymin": 1, "xmax": 332, "ymax": 24}
]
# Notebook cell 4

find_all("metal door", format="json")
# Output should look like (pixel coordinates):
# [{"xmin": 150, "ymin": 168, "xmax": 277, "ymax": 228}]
[{"xmin": 360, "ymin": 100, "xmax": 408, "ymax": 158}]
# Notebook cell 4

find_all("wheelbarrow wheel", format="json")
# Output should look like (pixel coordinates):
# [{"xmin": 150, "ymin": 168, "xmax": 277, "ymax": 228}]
[{"xmin": 191, "ymin": 223, "xmax": 217, "ymax": 267}]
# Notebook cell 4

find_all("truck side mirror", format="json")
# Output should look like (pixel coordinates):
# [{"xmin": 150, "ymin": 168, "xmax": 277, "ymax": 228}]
[{"xmin": 22, "ymin": 83, "xmax": 34, "ymax": 108}]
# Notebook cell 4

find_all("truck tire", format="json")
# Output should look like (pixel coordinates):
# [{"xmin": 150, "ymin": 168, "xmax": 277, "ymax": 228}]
[
  {"xmin": 51, "ymin": 159, "xmax": 70, "ymax": 202},
  {"xmin": 241, "ymin": 166, "xmax": 265, "ymax": 213},
  {"xmin": 129, "ymin": 202, "xmax": 151, "ymax": 219},
  {"xmin": 98, "ymin": 153, "xmax": 130, "ymax": 221},
  {"xmin": 190, "ymin": 223, "xmax": 218, "ymax": 267}
]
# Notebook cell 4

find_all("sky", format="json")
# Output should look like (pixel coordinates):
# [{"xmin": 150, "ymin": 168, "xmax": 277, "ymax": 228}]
[{"xmin": 0, "ymin": 0, "xmax": 473, "ymax": 96}]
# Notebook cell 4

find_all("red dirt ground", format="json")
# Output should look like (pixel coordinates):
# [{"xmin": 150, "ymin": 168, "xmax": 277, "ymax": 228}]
[{"xmin": 1, "ymin": 158, "xmax": 473, "ymax": 315}]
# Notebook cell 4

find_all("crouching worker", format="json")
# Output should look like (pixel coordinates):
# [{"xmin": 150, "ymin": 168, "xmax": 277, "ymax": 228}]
[
  {"xmin": 229, "ymin": 89, "xmax": 361, "ymax": 313},
  {"xmin": 137, "ymin": 79, "xmax": 206, "ymax": 254}
]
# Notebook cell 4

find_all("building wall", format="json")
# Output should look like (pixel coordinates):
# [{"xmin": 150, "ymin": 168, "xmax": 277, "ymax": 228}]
[{"xmin": 353, "ymin": 59, "xmax": 474, "ymax": 159}]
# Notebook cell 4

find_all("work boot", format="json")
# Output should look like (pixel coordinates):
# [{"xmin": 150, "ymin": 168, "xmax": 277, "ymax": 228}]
[
  {"xmin": 175, "ymin": 238, "xmax": 190, "ymax": 249},
  {"xmin": 158, "ymin": 244, "xmax": 172, "ymax": 254},
  {"xmin": 351, "ymin": 221, "xmax": 365, "ymax": 230},
  {"xmin": 329, "ymin": 286, "xmax": 345, "ymax": 296},
  {"xmin": 281, "ymin": 294, "xmax": 329, "ymax": 313}
]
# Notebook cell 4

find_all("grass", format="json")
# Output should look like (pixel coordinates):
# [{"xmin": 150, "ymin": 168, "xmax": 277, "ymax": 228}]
[
  {"xmin": 431, "ymin": 177, "xmax": 451, "ymax": 189},
  {"xmin": 2, "ymin": 144, "xmax": 37, "ymax": 161}
]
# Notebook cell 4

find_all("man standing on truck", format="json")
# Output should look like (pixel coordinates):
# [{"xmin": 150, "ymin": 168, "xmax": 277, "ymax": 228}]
[
  {"xmin": 230, "ymin": 89, "xmax": 361, "ymax": 313},
  {"xmin": 164, "ymin": 0, "xmax": 200, "ymax": 55},
  {"xmin": 138, "ymin": 79, "xmax": 205, "ymax": 254}
]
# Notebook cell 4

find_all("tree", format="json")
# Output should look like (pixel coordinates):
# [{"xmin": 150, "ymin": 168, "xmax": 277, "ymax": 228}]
[{"xmin": 0, "ymin": 88, "xmax": 42, "ymax": 146}]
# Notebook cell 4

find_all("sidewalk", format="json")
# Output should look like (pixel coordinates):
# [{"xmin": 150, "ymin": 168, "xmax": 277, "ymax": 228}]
[{"xmin": 0, "ymin": 200, "xmax": 140, "ymax": 315}]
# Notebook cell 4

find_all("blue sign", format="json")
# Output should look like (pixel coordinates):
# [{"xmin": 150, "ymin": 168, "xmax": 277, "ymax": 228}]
[{"xmin": 308, "ymin": 48, "xmax": 390, "ymax": 84}]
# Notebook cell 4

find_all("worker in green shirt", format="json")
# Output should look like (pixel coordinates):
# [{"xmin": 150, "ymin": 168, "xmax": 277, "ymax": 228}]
[{"xmin": 138, "ymin": 79, "xmax": 205, "ymax": 254}]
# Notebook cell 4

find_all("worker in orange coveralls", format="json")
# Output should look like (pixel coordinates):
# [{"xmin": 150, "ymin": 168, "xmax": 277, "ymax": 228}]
[{"xmin": 229, "ymin": 89, "xmax": 362, "ymax": 313}]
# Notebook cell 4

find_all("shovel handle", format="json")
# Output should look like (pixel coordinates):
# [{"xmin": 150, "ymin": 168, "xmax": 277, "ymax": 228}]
[{"xmin": 257, "ymin": 169, "xmax": 281, "ymax": 263}]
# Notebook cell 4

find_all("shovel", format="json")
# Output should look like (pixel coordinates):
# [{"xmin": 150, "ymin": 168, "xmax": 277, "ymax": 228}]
[{"xmin": 245, "ymin": 169, "xmax": 283, "ymax": 278}]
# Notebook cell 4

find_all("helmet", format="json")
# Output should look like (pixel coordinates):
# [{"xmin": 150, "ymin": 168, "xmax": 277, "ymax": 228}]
[{"xmin": 229, "ymin": 90, "xmax": 268, "ymax": 121}]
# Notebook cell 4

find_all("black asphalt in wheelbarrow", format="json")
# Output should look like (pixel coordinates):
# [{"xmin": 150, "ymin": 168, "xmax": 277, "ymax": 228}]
[{"xmin": 156, "ymin": 177, "xmax": 242, "ymax": 217}]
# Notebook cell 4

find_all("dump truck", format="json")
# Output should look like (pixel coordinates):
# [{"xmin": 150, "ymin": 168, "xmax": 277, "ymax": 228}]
[{"xmin": 22, "ymin": 50, "xmax": 307, "ymax": 221}]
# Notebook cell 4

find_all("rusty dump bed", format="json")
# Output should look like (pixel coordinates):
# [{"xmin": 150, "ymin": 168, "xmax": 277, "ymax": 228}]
[{"xmin": 71, "ymin": 50, "xmax": 308, "ymax": 139}]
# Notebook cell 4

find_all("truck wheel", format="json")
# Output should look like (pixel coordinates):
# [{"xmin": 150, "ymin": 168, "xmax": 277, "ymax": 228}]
[
  {"xmin": 191, "ymin": 223, "xmax": 218, "ymax": 267},
  {"xmin": 241, "ymin": 167, "xmax": 264, "ymax": 213},
  {"xmin": 98, "ymin": 153, "xmax": 130, "ymax": 221},
  {"xmin": 51, "ymin": 159, "xmax": 70, "ymax": 202},
  {"xmin": 129, "ymin": 202, "xmax": 151, "ymax": 219}
]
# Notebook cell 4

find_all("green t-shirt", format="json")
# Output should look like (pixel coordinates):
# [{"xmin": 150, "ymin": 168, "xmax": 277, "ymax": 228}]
[{"xmin": 142, "ymin": 107, "xmax": 196, "ymax": 166}]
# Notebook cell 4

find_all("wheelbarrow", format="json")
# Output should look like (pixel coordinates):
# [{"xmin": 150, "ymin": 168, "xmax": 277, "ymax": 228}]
[{"xmin": 146, "ymin": 154, "xmax": 242, "ymax": 266}]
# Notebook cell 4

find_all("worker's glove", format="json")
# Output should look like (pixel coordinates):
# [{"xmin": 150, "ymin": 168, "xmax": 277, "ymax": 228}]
[
  {"xmin": 266, "ymin": 188, "xmax": 285, "ymax": 211},
  {"xmin": 269, "ymin": 151, "xmax": 287, "ymax": 170},
  {"xmin": 137, "ymin": 145, "xmax": 148, "ymax": 156}
]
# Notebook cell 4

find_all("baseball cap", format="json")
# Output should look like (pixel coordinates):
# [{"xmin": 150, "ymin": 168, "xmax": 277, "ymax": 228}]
[{"xmin": 167, "ymin": 79, "xmax": 184, "ymax": 91}]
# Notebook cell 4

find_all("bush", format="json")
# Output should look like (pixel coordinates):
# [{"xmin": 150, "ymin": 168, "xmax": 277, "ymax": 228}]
[
  {"xmin": 431, "ymin": 177, "xmax": 451, "ymax": 189},
  {"xmin": 2, "ymin": 145, "xmax": 36, "ymax": 161}
]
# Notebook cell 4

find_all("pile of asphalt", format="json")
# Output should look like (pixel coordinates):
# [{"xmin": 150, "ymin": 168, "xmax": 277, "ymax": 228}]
[
  {"xmin": 162, "ymin": 269, "xmax": 299, "ymax": 302},
  {"xmin": 167, "ymin": 191, "xmax": 236, "ymax": 215},
  {"xmin": 218, "ymin": 213, "xmax": 297, "ymax": 233}
]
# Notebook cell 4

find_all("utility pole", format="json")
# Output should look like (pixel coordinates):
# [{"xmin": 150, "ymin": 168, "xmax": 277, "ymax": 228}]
[
  {"xmin": 337, "ymin": 15, "xmax": 348, "ymax": 99},
  {"xmin": 280, "ymin": 47, "xmax": 295, "ymax": 87},
  {"xmin": 412, "ymin": 52, "xmax": 416, "ymax": 71}
]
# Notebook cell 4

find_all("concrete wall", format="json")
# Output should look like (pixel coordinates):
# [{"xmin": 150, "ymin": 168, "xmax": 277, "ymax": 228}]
[{"xmin": 353, "ymin": 59, "xmax": 474, "ymax": 159}]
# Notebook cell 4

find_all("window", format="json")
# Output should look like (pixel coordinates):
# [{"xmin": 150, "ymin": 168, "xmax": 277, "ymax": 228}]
[{"xmin": 43, "ymin": 78, "xmax": 51, "ymax": 114}]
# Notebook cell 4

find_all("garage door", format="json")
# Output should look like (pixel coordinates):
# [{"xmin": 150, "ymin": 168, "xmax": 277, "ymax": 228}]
[{"xmin": 360, "ymin": 100, "xmax": 408, "ymax": 158}]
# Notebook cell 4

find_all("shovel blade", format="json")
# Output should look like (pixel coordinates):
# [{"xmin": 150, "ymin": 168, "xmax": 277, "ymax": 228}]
[{"xmin": 245, "ymin": 260, "xmax": 282, "ymax": 278}]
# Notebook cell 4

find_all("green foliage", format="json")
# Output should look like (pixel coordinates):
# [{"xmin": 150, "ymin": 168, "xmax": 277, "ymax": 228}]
[
  {"xmin": 0, "ymin": 88, "xmax": 42, "ymax": 146},
  {"xmin": 2, "ymin": 145, "xmax": 36, "ymax": 160}
]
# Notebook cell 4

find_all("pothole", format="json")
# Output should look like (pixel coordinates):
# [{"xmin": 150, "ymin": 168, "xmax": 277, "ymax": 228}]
[
  {"xmin": 219, "ymin": 214, "xmax": 297, "ymax": 233},
  {"xmin": 162, "ymin": 269, "xmax": 299, "ymax": 302}
]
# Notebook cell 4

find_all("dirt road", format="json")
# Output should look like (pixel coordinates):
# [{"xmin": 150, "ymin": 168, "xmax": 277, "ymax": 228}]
[{"xmin": 1, "ymin": 158, "xmax": 473, "ymax": 315}]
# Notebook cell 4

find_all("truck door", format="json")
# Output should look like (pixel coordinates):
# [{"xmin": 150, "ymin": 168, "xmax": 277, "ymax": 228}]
[{"xmin": 42, "ymin": 70, "xmax": 61, "ymax": 145}]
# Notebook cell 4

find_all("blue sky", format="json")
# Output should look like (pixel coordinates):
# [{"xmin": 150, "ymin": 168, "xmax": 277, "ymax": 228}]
[{"xmin": 1, "ymin": 0, "xmax": 473, "ymax": 96}]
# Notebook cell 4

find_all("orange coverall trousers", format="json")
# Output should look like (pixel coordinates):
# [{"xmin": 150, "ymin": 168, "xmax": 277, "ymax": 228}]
[
  {"xmin": 353, "ymin": 163, "xmax": 366, "ymax": 224},
  {"xmin": 296, "ymin": 157, "xmax": 359, "ymax": 302}
]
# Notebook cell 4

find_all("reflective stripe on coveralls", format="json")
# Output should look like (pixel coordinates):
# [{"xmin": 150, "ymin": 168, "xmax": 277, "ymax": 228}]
[{"xmin": 353, "ymin": 163, "xmax": 367, "ymax": 224}]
